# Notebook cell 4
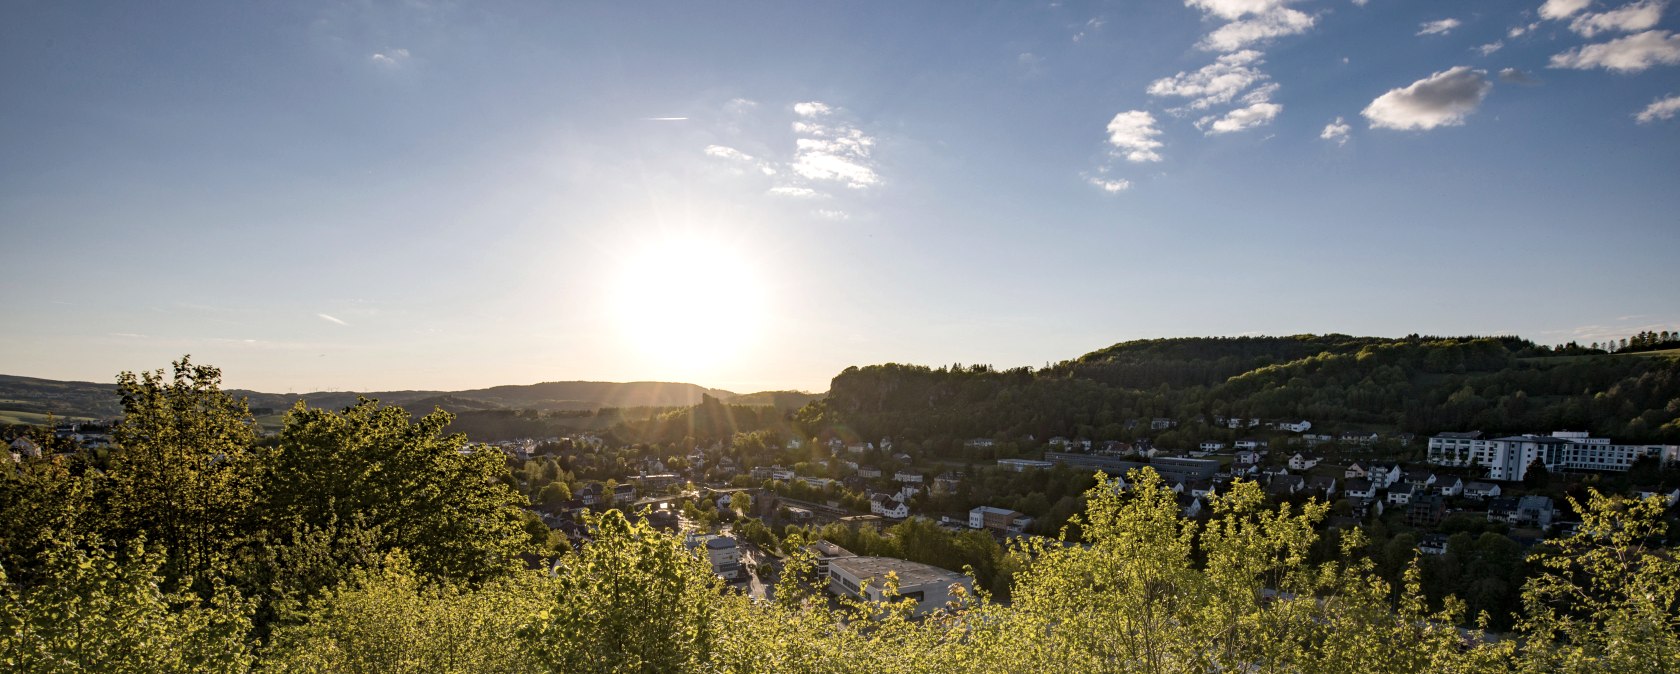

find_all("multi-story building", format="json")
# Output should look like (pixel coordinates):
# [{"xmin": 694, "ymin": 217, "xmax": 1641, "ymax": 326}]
[
  {"xmin": 968, "ymin": 506, "xmax": 1032, "ymax": 534},
  {"xmin": 1427, "ymin": 431, "xmax": 1678, "ymax": 481},
  {"xmin": 827, "ymin": 556, "xmax": 972, "ymax": 617}
]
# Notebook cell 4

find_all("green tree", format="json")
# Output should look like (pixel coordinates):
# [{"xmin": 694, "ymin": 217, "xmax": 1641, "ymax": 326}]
[
  {"xmin": 105, "ymin": 357, "xmax": 256, "ymax": 592},
  {"xmin": 254, "ymin": 399, "xmax": 532, "ymax": 590},
  {"xmin": 1519, "ymin": 490, "xmax": 1680, "ymax": 673}
]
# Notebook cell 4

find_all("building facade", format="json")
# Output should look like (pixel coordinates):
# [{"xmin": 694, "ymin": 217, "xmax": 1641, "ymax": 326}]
[{"xmin": 1427, "ymin": 430, "xmax": 1677, "ymax": 481}]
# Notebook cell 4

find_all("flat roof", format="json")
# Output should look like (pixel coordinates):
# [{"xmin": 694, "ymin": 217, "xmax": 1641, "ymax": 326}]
[{"xmin": 829, "ymin": 556, "xmax": 966, "ymax": 588}]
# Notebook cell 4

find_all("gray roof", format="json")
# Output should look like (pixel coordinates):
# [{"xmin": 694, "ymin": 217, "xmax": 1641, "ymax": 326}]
[{"xmin": 829, "ymin": 556, "xmax": 966, "ymax": 588}]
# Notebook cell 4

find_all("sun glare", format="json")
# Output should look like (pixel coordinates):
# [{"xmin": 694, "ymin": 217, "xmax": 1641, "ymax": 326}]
[{"xmin": 612, "ymin": 234, "xmax": 769, "ymax": 376}]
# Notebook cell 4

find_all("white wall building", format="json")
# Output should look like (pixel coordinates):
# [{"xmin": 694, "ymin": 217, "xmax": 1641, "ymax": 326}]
[
  {"xmin": 1427, "ymin": 431, "xmax": 1676, "ymax": 481},
  {"xmin": 827, "ymin": 556, "xmax": 972, "ymax": 617}
]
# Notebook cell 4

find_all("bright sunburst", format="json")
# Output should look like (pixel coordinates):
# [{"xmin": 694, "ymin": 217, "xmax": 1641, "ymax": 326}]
[{"xmin": 611, "ymin": 234, "xmax": 768, "ymax": 375}]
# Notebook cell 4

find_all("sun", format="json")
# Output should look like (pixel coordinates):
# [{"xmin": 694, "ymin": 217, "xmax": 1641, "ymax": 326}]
[{"xmin": 611, "ymin": 234, "xmax": 768, "ymax": 376}]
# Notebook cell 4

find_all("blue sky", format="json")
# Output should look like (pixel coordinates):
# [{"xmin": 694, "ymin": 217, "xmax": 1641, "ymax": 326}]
[{"xmin": 2, "ymin": 0, "xmax": 1678, "ymax": 394}]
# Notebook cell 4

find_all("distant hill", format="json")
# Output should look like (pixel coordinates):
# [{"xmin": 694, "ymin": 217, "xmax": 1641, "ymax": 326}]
[{"xmin": 0, "ymin": 374, "xmax": 742, "ymax": 423}]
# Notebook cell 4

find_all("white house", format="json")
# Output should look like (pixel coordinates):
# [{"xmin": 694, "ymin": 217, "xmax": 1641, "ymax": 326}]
[
  {"xmin": 857, "ymin": 466, "xmax": 883, "ymax": 479},
  {"xmin": 1234, "ymin": 439, "xmax": 1268, "ymax": 450},
  {"xmin": 1234, "ymin": 450, "xmax": 1262, "ymax": 466},
  {"xmin": 1199, "ymin": 441, "xmax": 1227, "ymax": 452},
  {"xmin": 893, "ymin": 470, "xmax": 924, "ymax": 484},
  {"xmin": 1463, "ymin": 481, "xmax": 1502, "ymax": 500},
  {"xmin": 969, "ymin": 506, "xmax": 1030, "ymax": 533},
  {"xmin": 1288, "ymin": 453, "xmax": 1322, "ymax": 471},
  {"xmin": 870, "ymin": 493, "xmax": 909, "ymax": 519},
  {"xmin": 1387, "ymin": 484, "xmax": 1416, "ymax": 506},
  {"xmin": 1435, "ymin": 476, "xmax": 1464, "ymax": 497},
  {"xmin": 1367, "ymin": 465, "xmax": 1403, "ymax": 489},
  {"xmin": 1275, "ymin": 420, "xmax": 1312, "ymax": 433},
  {"xmin": 1343, "ymin": 478, "xmax": 1377, "ymax": 500},
  {"xmin": 996, "ymin": 459, "xmax": 1054, "ymax": 472}
]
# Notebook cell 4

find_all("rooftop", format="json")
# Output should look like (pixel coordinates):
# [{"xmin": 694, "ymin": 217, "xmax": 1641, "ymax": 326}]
[{"xmin": 828, "ymin": 556, "xmax": 966, "ymax": 588}]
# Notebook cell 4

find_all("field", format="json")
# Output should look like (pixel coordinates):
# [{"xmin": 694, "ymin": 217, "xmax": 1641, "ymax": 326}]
[{"xmin": 0, "ymin": 409, "xmax": 96, "ymax": 426}]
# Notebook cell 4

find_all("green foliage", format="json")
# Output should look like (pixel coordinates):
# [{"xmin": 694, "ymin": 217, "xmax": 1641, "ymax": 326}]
[
  {"xmin": 261, "ymin": 554, "xmax": 545, "ymax": 674},
  {"xmin": 256, "ymin": 399, "xmax": 533, "ymax": 587},
  {"xmin": 0, "ymin": 538, "xmax": 253, "ymax": 674},
  {"xmin": 106, "ymin": 357, "xmax": 257, "ymax": 591}
]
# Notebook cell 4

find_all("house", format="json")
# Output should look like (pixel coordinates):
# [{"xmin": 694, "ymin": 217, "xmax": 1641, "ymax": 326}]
[
  {"xmin": 801, "ymin": 476, "xmax": 836, "ymax": 489},
  {"xmin": 1179, "ymin": 494, "xmax": 1205, "ymax": 518},
  {"xmin": 964, "ymin": 438, "xmax": 997, "ymax": 449},
  {"xmin": 1304, "ymin": 475, "xmax": 1338, "ymax": 498},
  {"xmin": 1288, "ymin": 453, "xmax": 1322, "ymax": 471},
  {"xmin": 1435, "ymin": 476, "xmax": 1464, "ymax": 497},
  {"xmin": 1418, "ymin": 533, "xmax": 1450, "ymax": 556},
  {"xmin": 770, "ymin": 466, "xmax": 797, "ymax": 481},
  {"xmin": 827, "ymin": 556, "xmax": 972, "ymax": 617},
  {"xmin": 1344, "ymin": 462, "xmax": 1368, "ymax": 479},
  {"xmin": 1348, "ymin": 497, "xmax": 1384, "ymax": 519},
  {"xmin": 1265, "ymin": 474, "xmax": 1305, "ymax": 497},
  {"xmin": 684, "ymin": 534, "xmax": 745, "ymax": 582},
  {"xmin": 1343, "ymin": 478, "xmax": 1376, "ymax": 500},
  {"xmin": 1366, "ymin": 465, "xmax": 1403, "ymax": 489},
  {"xmin": 1199, "ymin": 441, "xmax": 1227, "ymax": 452},
  {"xmin": 1635, "ymin": 487, "xmax": 1680, "ymax": 508},
  {"xmin": 1048, "ymin": 437, "xmax": 1072, "ymax": 449},
  {"xmin": 1275, "ymin": 420, "xmax": 1312, "ymax": 433},
  {"xmin": 1463, "ymin": 481, "xmax": 1502, "ymax": 500},
  {"xmin": 869, "ymin": 493, "xmax": 909, "ymax": 519},
  {"xmin": 577, "ymin": 483, "xmax": 606, "ymax": 507},
  {"xmin": 1151, "ymin": 418, "xmax": 1177, "ymax": 430},
  {"xmin": 1407, "ymin": 493, "xmax": 1447, "ymax": 527},
  {"xmin": 1487, "ymin": 497, "xmax": 1521, "ymax": 524},
  {"xmin": 857, "ymin": 466, "xmax": 883, "ymax": 479},
  {"xmin": 1514, "ymin": 495, "xmax": 1556, "ymax": 530},
  {"xmin": 1387, "ymin": 483, "xmax": 1416, "ymax": 506},
  {"xmin": 1183, "ymin": 479, "xmax": 1218, "ymax": 499},
  {"xmin": 1303, "ymin": 434, "xmax": 1334, "ymax": 447},
  {"xmin": 1234, "ymin": 450, "xmax": 1262, "ymax": 465},
  {"xmin": 969, "ymin": 506, "xmax": 1031, "ymax": 533},
  {"xmin": 9, "ymin": 437, "xmax": 41, "ymax": 460},
  {"xmin": 612, "ymin": 483, "xmax": 638, "ymax": 505},
  {"xmin": 1261, "ymin": 465, "xmax": 1291, "ymax": 479},
  {"xmin": 893, "ymin": 470, "xmax": 924, "ymax": 484},
  {"xmin": 1339, "ymin": 431, "xmax": 1380, "ymax": 445},
  {"xmin": 847, "ymin": 443, "xmax": 870, "ymax": 455},
  {"xmin": 1234, "ymin": 439, "xmax": 1268, "ymax": 450},
  {"xmin": 933, "ymin": 472, "xmax": 962, "ymax": 492},
  {"xmin": 1399, "ymin": 470, "xmax": 1436, "ymax": 489}
]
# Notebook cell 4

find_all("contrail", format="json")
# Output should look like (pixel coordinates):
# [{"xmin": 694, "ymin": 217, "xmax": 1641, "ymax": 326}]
[{"xmin": 317, "ymin": 313, "xmax": 348, "ymax": 326}]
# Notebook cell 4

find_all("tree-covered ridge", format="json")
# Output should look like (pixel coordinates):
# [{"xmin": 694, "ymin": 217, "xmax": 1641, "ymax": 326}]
[{"xmin": 796, "ymin": 335, "xmax": 1680, "ymax": 444}]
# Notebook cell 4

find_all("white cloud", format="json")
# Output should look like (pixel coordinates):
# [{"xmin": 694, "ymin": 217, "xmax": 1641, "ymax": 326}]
[
  {"xmin": 793, "ymin": 101, "xmax": 832, "ymax": 117},
  {"xmin": 1550, "ymin": 30, "xmax": 1680, "ymax": 71},
  {"xmin": 1540, "ymin": 0, "xmax": 1593, "ymax": 20},
  {"xmin": 785, "ymin": 102, "xmax": 880, "ymax": 189},
  {"xmin": 1509, "ymin": 23, "xmax": 1539, "ymax": 38},
  {"xmin": 1105, "ymin": 110, "xmax": 1165, "ymax": 162},
  {"xmin": 704, "ymin": 145, "xmax": 754, "ymax": 161},
  {"xmin": 1199, "ymin": 101, "xmax": 1283, "ymax": 133},
  {"xmin": 1186, "ymin": 0, "xmax": 1293, "ymax": 21},
  {"xmin": 1147, "ymin": 50, "xmax": 1270, "ymax": 110},
  {"xmin": 1087, "ymin": 177, "xmax": 1132, "ymax": 192},
  {"xmin": 1418, "ymin": 18, "xmax": 1462, "ymax": 36},
  {"xmin": 1476, "ymin": 41, "xmax": 1505, "ymax": 55},
  {"xmin": 1321, "ymin": 116, "xmax": 1351, "ymax": 145},
  {"xmin": 1199, "ymin": 8, "xmax": 1315, "ymax": 51},
  {"xmin": 369, "ymin": 48, "xmax": 410, "ymax": 67},
  {"xmin": 1569, "ymin": 0, "xmax": 1667, "ymax": 38},
  {"xmin": 1636, "ymin": 93, "xmax": 1680, "ymax": 122},
  {"xmin": 317, "ymin": 313, "xmax": 349, "ymax": 326},
  {"xmin": 1362, "ymin": 66, "xmax": 1493, "ymax": 130},
  {"xmin": 768, "ymin": 186, "xmax": 820, "ymax": 198},
  {"xmin": 813, "ymin": 209, "xmax": 850, "ymax": 220},
  {"xmin": 1351, "ymin": 0, "xmax": 1368, "ymax": 6}
]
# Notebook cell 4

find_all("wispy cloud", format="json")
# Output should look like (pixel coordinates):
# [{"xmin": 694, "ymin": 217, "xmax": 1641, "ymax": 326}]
[
  {"xmin": 786, "ymin": 101, "xmax": 880, "ymax": 189},
  {"xmin": 1636, "ymin": 93, "xmax": 1680, "ymax": 123},
  {"xmin": 1550, "ymin": 29, "xmax": 1680, "ymax": 72},
  {"xmin": 645, "ymin": 117, "xmax": 689, "ymax": 121},
  {"xmin": 1540, "ymin": 0, "xmax": 1593, "ymax": 20},
  {"xmin": 1476, "ymin": 41, "xmax": 1505, "ymax": 56},
  {"xmin": 1199, "ymin": 100, "xmax": 1282, "ymax": 134},
  {"xmin": 1148, "ymin": 50, "xmax": 1270, "ymax": 111},
  {"xmin": 1568, "ymin": 0, "xmax": 1666, "ymax": 38},
  {"xmin": 1363, "ymin": 66, "xmax": 1493, "ymax": 131},
  {"xmin": 1086, "ymin": 176, "xmax": 1131, "ymax": 193},
  {"xmin": 1188, "ymin": 1, "xmax": 1316, "ymax": 52},
  {"xmin": 1417, "ymin": 18, "xmax": 1461, "ymax": 36},
  {"xmin": 705, "ymin": 145, "xmax": 753, "ymax": 161},
  {"xmin": 767, "ymin": 186, "xmax": 820, "ymax": 198},
  {"xmin": 1498, "ymin": 67, "xmax": 1540, "ymax": 85},
  {"xmin": 317, "ymin": 313, "xmax": 349, "ymax": 326},
  {"xmin": 370, "ymin": 48, "xmax": 410, "ymax": 68}
]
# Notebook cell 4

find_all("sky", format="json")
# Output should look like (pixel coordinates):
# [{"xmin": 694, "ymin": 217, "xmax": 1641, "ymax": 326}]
[{"xmin": 2, "ymin": 0, "xmax": 1678, "ymax": 395}]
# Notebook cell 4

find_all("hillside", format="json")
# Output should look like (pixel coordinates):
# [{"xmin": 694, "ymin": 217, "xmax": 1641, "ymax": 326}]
[
  {"xmin": 794, "ymin": 334, "xmax": 1680, "ymax": 446},
  {"xmin": 0, "ymin": 374, "xmax": 742, "ymax": 422}
]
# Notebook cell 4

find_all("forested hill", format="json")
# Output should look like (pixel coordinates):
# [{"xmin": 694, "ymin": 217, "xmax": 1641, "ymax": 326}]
[
  {"xmin": 795, "ymin": 334, "xmax": 1680, "ymax": 445},
  {"xmin": 0, "ymin": 374, "xmax": 740, "ymax": 421}
]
